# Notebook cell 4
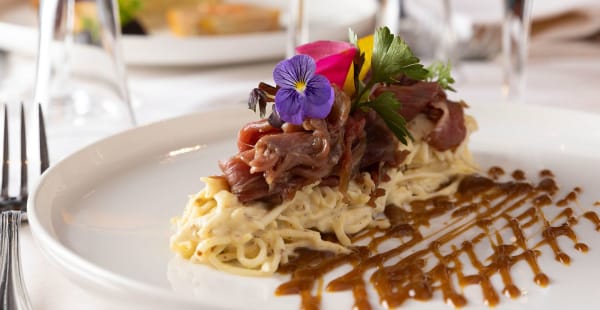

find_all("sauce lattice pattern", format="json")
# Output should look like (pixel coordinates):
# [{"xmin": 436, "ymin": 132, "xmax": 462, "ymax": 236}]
[{"xmin": 276, "ymin": 168, "xmax": 600, "ymax": 309}]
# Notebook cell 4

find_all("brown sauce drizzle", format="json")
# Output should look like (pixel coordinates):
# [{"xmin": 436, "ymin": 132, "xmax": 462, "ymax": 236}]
[
  {"xmin": 487, "ymin": 166, "xmax": 504, "ymax": 179},
  {"xmin": 511, "ymin": 169, "xmax": 526, "ymax": 181},
  {"xmin": 275, "ymin": 169, "xmax": 600, "ymax": 309},
  {"xmin": 556, "ymin": 189, "xmax": 580, "ymax": 207},
  {"xmin": 540, "ymin": 169, "xmax": 554, "ymax": 178},
  {"xmin": 583, "ymin": 211, "xmax": 600, "ymax": 231}
]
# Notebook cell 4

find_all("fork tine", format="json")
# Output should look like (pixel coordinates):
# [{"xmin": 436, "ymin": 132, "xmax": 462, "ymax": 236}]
[
  {"xmin": 19, "ymin": 103, "xmax": 27, "ymax": 199},
  {"xmin": 1, "ymin": 104, "xmax": 8, "ymax": 199},
  {"xmin": 38, "ymin": 103, "xmax": 49, "ymax": 173}
]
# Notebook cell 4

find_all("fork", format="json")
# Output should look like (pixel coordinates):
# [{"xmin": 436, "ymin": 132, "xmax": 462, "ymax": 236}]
[{"xmin": 0, "ymin": 103, "xmax": 49, "ymax": 310}]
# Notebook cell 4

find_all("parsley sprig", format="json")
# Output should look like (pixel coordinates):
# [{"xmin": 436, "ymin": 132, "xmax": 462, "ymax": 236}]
[
  {"xmin": 349, "ymin": 27, "xmax": 430, "ymax": 144},
  {"xmin": 371, "ymin": 27, "xmax": 429, "ymax": 83},
  {"xmin": 361, "ymin": 92, "xmax": 411, "ymax": 144},
  {"xmin": 426, "ymin": 61, "xmax": 456, "ymax": 91},
  {"xmin": 248, "ymin": 27, "xmax": 455, "ymax": 145}
]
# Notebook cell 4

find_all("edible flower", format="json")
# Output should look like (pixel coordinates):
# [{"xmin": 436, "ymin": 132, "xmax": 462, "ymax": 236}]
[
  {"xmin": 273, "ymin": 54, "xmax": 334, "ymax": 125},
  {"xmin": 249, "ymin": 27, "xmax": 456, "ymax": 145},
  {"xmin": 295, "ymin": 40, "xmax": 356, "ymax": 88},
  {"xmin": 346, "ymin": 27, "xmax": 429, "ymax": 144},
  {"xmin": 343, "ymin": 34, "xmax": 373, "ymax": 94}
]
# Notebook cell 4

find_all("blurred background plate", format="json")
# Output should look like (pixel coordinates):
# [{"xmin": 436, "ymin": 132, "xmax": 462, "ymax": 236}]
[{"xmin": 0, "ymin": 0, "xmax": 376, "ymax": 66}]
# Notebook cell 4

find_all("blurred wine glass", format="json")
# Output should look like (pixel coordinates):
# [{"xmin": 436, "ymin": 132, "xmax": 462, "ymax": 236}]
[
  {"xmin": 502, "ymin": 0, "xmax": 533, "ymax": 102},
  {"xmin": 286, "ymin": 0, "xmax": 308, "ymax": 57},
  {"xmin": 33, "ymin": 0, "xmax": 136, "ymax": 161},
  {"xmin": 434, "ymin": 0, "xmax": 458, "ymax": 64},
  {"xmin": 377, "ymin": 0, "xmax": 460, "ymax": 67},
  {"xmin": 376, "ymin": 0, "xmax": 401, "ymax": 33}
]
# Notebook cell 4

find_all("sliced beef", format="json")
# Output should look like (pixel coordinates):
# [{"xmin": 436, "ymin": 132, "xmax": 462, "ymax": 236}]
[
  {"xmin": 373, "ymin": 82, "xmax": 446, "ymax": 122},
  {"xmin": 374, "ymin": 81, "xmax": 466, "ymax": 151},
  {"xmin": 220, "ymin": 81, "xmax": 468, "ymax": 205},
  {"xmin": 426, "ymin": 100, "xmax": 467, "ymax": 152}
]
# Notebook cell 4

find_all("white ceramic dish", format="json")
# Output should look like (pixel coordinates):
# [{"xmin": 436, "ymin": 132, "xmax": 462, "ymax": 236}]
[
  {"xmin": 28, "ymin": 102, "xmax": 600, "ymax": 309},
  {"xmin": 0, "ymin": 0, "xmax": 376, "ymax": 66}
]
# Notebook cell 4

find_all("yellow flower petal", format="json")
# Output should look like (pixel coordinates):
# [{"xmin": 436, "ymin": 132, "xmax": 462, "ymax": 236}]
[
  {"xmin": 357, "ymin": 35, "xmax": 374, "ymax": 79},
  {"xmin": 343, "ymin": 35, "xmax": 374, "ymax": 95}
]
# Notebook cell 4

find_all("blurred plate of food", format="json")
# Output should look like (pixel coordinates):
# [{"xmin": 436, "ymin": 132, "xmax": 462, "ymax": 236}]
[{"xmin": 0, "ymin": 0, "xmax": 376, "ymax": 66}]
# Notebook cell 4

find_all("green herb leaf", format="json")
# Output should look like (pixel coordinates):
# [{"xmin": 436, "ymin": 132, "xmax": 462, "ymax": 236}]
[
  {"xmin": 371, "ymin": 27, "xmax": 428, "ymax": 83},
  {"xmin": 362, "ymin": 92, "xmax": 413, "ymax": 144},
  {"xmin": 427, "ymin": 61, "xmax": 456, "ymax": 91},
  {"xmin": 118, "ymin": 0, "xmax": 143, "ymax": 26}
]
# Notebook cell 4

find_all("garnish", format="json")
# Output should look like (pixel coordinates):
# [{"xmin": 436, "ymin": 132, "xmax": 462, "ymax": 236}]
[
  {"xmin": 248, "ymin": 82, "xmax": 277, "ymax": 118},
  {"xmin": 371, "ymin": 27, "xmax": 428, "ymax": 83},
  {"xmin": 296, "ymin": 41, "xmax": 356, "ymax": 88},
  {"xmin": 358, "ymin": 92, "xmax": 411, "ymax": 145},
  {"xmin": 272, "ymin": 55, "xmax": 334, "ymax": 125},
  {"xmin": 247, "ymin": 26, "xmax": 455, "ymax": 144},
  {"xmin": 343, "ymin": 30, "xmax": 371, "ymax": 94},
  {"xmin": 426, "ymin": 61, "xmax": 456, "ymax": 91},
  {"xmin": 349, "ymin": 27, "xmax": 428, "ymax": 143}
]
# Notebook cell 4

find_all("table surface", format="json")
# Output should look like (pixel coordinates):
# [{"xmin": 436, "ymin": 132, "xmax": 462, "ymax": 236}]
[{"xmin": 1, "ymin": 31, "xmax": 599, "ymax": 310}]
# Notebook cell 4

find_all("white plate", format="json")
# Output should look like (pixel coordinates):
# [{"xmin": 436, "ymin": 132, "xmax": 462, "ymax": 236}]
[
  {"xmin": 28, "ymin": 102, "xmax": 600, "ymax": 310},
  {"xmin": 0, "ymin": 0, "xmax": 376, "ymax": 66}
]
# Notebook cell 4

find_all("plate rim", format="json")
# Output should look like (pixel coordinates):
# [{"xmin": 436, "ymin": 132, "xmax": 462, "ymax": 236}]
[{"xmin": 28, "ymin": 104, "xmax": 251, "ymax": 309}]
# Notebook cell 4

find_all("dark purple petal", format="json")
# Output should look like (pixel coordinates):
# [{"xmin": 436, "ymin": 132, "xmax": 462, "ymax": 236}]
[
  {"xmin": 303, "ymin": 74, "xmax": 334, "ymax": 119},
  {"xmin": 275, "ymin": 88, "xmax": 306, "ymax": 125},
  {"xmin": 273, "ymin": 55, "xmax": 315, "ymax": 88}
]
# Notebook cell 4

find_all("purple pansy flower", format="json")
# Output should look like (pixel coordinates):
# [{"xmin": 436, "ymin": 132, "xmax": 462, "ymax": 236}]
[{"xmin": 273, "ymin": 54, "xmax": 334, "ymax": 125}]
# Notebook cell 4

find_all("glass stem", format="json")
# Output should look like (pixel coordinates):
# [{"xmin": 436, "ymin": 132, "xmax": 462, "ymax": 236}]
[
  {"xmin": 376, "ymin": 0, "xmax": 401, "ymax": 33},
  {"xmin": 502, "ymin": 0, "xmax": 533, "ymax": 102},
  {"xmin": 286, "ymin": 0, "xmax": 308, "ymax": 58},
  {"xmin": 435, "ymin": 0, "xmax": 457, "ymax": 64},
  {"xmin": 97, "ymin": 0, "xmax": 137, "ymax": 126},
  {"xmin": 33, "ymin": 0, "xmax": 58, "ymax": 108}
]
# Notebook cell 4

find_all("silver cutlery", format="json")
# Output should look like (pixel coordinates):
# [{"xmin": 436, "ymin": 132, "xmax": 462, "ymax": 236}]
[{"xmin": 0, "ymin": 103, "xmax": 49, "ymax": 310}]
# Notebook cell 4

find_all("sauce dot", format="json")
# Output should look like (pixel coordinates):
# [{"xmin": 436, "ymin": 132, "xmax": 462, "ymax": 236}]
[
  {"xmin": 575, "ymin": 243, "xmax": 589, "ymax": 253},
  {"xmin": 534, "ymin": 273, "xmax": 550, "ymax": 287},
  {"xmin": 446, "ymin": 294, "xmax": 467, "ymax": 308},
  {"xmin": 487, "ymin": 166, "xmax": 505, "ymax": 179},
  {"xmin": 512, "ymin": 170, "xmax": 526, "ymax": 180},
  {"xmin": 556, "ymin": 252, "xmax": 571, "ymax": 265},
  {"xmin": 503, "ymin": 285, "xmax": 521, "ymax": 298}
]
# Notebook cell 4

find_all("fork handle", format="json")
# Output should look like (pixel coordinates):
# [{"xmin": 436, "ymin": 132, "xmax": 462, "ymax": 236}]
[{"xmin": 0, "ymin": 211, "xmax": 32, "ymax": 310}]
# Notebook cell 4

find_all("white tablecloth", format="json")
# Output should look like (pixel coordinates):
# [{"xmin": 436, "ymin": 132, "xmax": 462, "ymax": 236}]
[{"xmin": 2, "ymin": 40, "xmax": 600, "ymax": 309}]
